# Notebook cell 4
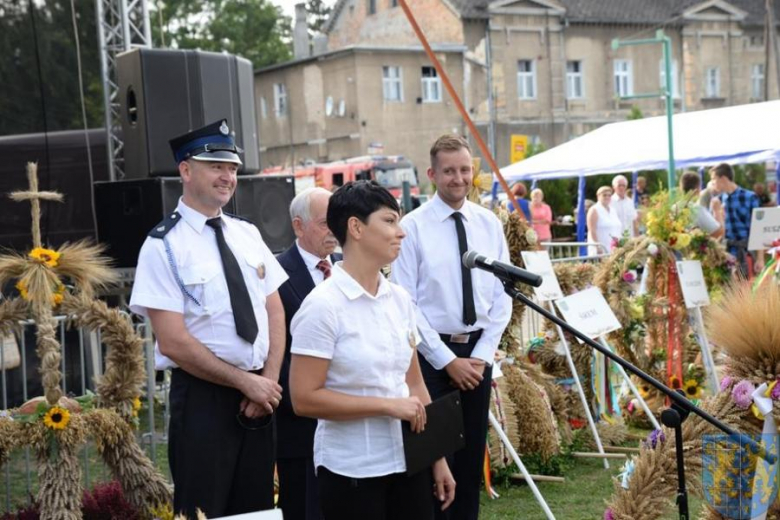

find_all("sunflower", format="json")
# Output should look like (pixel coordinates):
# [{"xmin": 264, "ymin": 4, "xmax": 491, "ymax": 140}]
[
  {"xmin": 638, "ymin": 384, "xmax": 652, "ymax": 399},
  {"xmin": 15, "ymin": 280, "xmax": 29, "ymax": 300},
  {"xmin": 683, "ymin": 379, "xmax": 702, "ymax": 399},
  {"xmin": 29, "ymin": 247, "xmax": 61, "ymax": 268},
  {"xmin": 42, "ymin": 406, "xmax": 70, "ymax": 430},
  {"xmin": 669, "ymin": 375, "xmax": 681, "ymax": 390},
  {"xmin": 132, "ymin": 396, "xmax": 142, "ymax": 417}
]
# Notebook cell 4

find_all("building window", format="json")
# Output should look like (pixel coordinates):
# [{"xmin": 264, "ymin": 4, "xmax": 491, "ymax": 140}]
[
  {"xmin": 705, "ymin": 67, "xmax": 720, "ymax": 98},
  {"xmin": 421, "ymin": 66, "xmax": 442, "ymax": 103},
  {"xmin": 368, "ymin": 0, "xmax": 376, "ymax": 14},
  {"xmin": 751, "ymin": 64, "xmax": 765, "ymax": 100},
  {"xmin": 517, "ymin": 60, "xmax": 536, "ymax": 99},
  {"xmin": 382, "ymin": 66, "xmax": 403, "ymax": 102},
  {"xmin": 658, "ymin": 59, "xmax": 680, "ymax": 98},
  {"xmin": 274, "ymin": 83, "xmax": 287, "ymax": 117},
  {"xmin": 613, "ymin": 59, "xmax": 633, "ymax": 97},
  {"xmin": 260, "ymin": 96, "xmax": 268, "ymax": 119},
  {"xmin": 749, "ymin": 35, "xmax": 765, "ymax": 48},
  {"xmin": 566, "ymin": 60, "xmax": 584, "ymax": 99}
]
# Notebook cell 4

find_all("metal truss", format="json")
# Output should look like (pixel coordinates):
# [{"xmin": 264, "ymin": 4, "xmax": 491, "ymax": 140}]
[{"xmin": 95, "ymin": 0, "xmax": 152, "ymax": 181}]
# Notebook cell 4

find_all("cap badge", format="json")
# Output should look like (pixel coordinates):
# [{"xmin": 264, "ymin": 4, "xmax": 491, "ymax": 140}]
[{"xmin": 219, "ymin": 121, "xmax": 230, "ymax": 136}]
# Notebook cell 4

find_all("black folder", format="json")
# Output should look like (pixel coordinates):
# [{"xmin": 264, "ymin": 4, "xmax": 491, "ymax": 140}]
[{"xmin": 402, "ymin": 391, "xmax": 465, "ymax": 475}]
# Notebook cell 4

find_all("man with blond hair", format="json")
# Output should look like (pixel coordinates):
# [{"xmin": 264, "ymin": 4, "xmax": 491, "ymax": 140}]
[
  {"xmin": 611, "ymin": 174, "xmax": 638, "ymax": 237},
  {"xmin": 392, "ymin": 134, "xmax": 512, "ymax": 520}
]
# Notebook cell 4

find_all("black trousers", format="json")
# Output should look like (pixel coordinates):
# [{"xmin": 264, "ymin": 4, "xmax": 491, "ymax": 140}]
[
  {"xmin": 277, "ymin": 457, "xmax": 322, "ymax": 520},
  {"xmin": 318, "ymin": 466, "xmax": 433, "ymax": 520},
  {"xmin": 419, "ymin": 341, "xmax": 492, "ymax": 520},
  {"xmin": 169, "ymin": 369, "xmax": 275, "ymax": 518}
]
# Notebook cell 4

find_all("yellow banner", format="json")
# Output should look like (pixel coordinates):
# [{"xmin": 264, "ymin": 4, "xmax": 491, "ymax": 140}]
[{"xmin": 510, "ymin": 134, "xmax": 529, "ymax": 164}]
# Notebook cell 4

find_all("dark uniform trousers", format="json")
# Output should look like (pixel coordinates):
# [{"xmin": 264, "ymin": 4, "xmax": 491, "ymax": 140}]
[
  {"xmin": 169, "ymin": 368, "xmax": 275, "ymax": 518},
  {"xmin": 418, "ymin": 332, "xmax": 490, "ymax": 520}
]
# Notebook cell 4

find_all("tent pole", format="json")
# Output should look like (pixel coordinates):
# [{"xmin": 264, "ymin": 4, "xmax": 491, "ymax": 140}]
[{"xmin": 577, "ymin": 175, "xmax": 586, "ymax": 256}]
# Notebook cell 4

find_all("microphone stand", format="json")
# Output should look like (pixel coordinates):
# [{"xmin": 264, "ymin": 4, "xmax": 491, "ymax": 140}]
[{"xmin": 500, "ymin": 279, "xmax": 773, "ymax": 520}]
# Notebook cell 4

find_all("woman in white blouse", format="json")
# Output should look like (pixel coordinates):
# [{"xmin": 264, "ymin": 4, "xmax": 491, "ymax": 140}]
[
  {"xmin": 587, "ymin": 185, "xmax": 622, "ymax": 256},
  {"xmin": 290, "ymin": 181, "xmax": 455, "ymax": 520}
]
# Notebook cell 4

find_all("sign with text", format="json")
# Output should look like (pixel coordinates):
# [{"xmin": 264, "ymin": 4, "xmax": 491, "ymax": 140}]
[
  {"xmin": 521, "ymin": 250, "xmax": 563, "ymax": 301},
  {"xmin": 676, "ymin": 260, "xmax": 710, "ymax": 309},
  {"xmin": 748, "ymin": 206, "xmax": 780, "ymax": 251},
  {"xmin": 510, "ymin": 134, "xmax": 529, "ymax": 164},
  {"xmin": 555, "ymin": 287, "xmax": 621, "ymax": 341}
]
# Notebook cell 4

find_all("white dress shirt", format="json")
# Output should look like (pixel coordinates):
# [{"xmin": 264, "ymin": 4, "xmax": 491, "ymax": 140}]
[
  {"xmin": 130, "ymin": 198, "xmax": 288, "ymax": 370},
  {"xmin": 391, "ymin": 193, "xmax": 512, "ymax": 369},
  {"xmin": 290, "ymin": 263, "xmax": 419, "ymax": 478},
  {"xmin": 611, "ymin": 194, "xmax": 638, "ymax": 237},
  {"xmin": 296, "ymin": 240, "xmax": 331, "ymax": 286}
]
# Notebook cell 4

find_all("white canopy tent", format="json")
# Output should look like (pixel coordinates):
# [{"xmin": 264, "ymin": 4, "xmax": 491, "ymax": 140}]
[{"xmin": 501, "ymin": 100, "xmax": 780, "ymax": 182}]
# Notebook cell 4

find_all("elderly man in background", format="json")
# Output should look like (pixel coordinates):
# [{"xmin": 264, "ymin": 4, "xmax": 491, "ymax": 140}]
[
  {"xmin": 276, "ymin": 187, "xmax": 340, "ymax": 520},
  {"xmin": 611, "ymin": 174, "xmax": 638, "ymax": 237}
]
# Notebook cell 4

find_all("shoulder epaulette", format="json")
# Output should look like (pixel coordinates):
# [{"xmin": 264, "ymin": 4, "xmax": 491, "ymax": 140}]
[
  {"xmin": 223, "ymin": 212, "xmax": 257, "ymax": 226},
  {"xmin": 148, "ymin": 211, "xmax": 182, "ymax": 238}
]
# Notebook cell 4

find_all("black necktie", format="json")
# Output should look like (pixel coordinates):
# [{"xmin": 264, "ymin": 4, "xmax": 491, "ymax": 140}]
[
  {"xmin": 452, "ymin": 212, "xmax": 476, "ymax": 326},
  {"xmin": 206, "ymin": 217, "xmax": 259, "ymax": 344}
]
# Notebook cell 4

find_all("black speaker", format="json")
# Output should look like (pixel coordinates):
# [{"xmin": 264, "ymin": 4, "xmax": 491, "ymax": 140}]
[
  {"xmin": 94, "ymin": 175, "xmax": 295, "ymax": 268},
  {"xmin": 117, "ymin": 48, "xmax": 259, "ymax": 179}
]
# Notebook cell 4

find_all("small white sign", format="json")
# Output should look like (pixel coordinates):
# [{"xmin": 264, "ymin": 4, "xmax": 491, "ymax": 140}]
[
  {"xmin": 214, "ymin": 511, "xmax": 284, "ymax": 520},
  {"xmin": 676, "ymin": 260, "xmax": 710, "ymax": 309},
  {"xmin": 748, "ymin": 206, "xmax": 780, "ymax": 251},
  {"xmin": 521, "ymin": 250, "xmax": 564, "ymax": 302},
  {"xmin": 555, "ymin": 287, "xmax": 622, "ymax": 341}
]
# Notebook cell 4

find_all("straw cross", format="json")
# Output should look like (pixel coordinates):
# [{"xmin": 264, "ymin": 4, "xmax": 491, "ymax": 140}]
[{"xmin": 9, "ymin": 163, "xmax": 63, "ymax": 249}]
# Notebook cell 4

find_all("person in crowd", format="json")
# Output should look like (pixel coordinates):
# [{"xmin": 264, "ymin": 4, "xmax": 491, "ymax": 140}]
[
  {"xmin": 699, "ymin": 179, "xmax": 726, "ymax": 230},
  {"xmin": 710, "ymin": 163, "xmax": 765, "ymax": 276},
  {"xmin": 587, "ymin": 186, "xmax": 622, "ymax": 256},
  {"xmin": 636, "ymin": 193, "xmax": 651, "ymax": 235},
  {"xmin": 754, "ymin": 182, "xmax": 772, "ymax": 207},
  {"xmin": 530, "ymin": 188, "xmax": 553, "ymax": 244},
  {"xmin": 289, "ymin": 181, "xmax": 455, "ymax": 520},
  {"xmin": 276, "ymin": 187, "xmax": 341, "ymax": 520},
  {"xmin": 129, "ymin": 120, "xmax": 286, "ymax": 517},
  {"xmin": 634, "ymin": 175, "xmax": 648, "ymax": 206},
  {"xmin": 679, "ymin": 172, "xmax": 722, "ymax": 238},
  {"xmin": 392, "ymin": 135, "xmax": 512, "ymax": 520},
  {"xmin": 507, "ymin": 181, "xmax": 531, "ymax": 220},
  {"xmin": 611, "ymin": 174, "xmax": 638, "ymax": 237}
]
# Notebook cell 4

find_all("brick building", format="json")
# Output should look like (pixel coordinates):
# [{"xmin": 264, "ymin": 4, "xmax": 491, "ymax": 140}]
[{"xmin": 255, "ymin": 0, "xmax": 780, "ymax": 176}]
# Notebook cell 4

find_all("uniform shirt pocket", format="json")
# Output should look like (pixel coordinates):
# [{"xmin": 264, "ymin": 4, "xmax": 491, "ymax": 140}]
[
  {"xmin": 179, "ymin": 261, "xmax": 229, "ymax": 315},
  {"xmin": 241, "ymin": 254, "xmax": 268, "ymax": 308}
]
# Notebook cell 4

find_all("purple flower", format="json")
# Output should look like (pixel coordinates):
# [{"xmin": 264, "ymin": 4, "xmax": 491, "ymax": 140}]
[
  {"xmin": 772, "ymin": 381, "xmax": 780, "ymax": 400},
  {"xmin": 643, "ymin": 429, "xmax": 666, "ymax": 450},
  {"xmin": 604, "ymin": 508, "xmax": 615, "ymax": 520},
  {"xmin": 719, "ymin": 376, "xmax": 734, "ymax": 392},
  {"xmin": 731, "ymin": 380, "xmax": 756, "ymax": 409}
]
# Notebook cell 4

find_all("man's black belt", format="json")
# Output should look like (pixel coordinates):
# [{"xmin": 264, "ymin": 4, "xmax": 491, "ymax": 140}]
[{"xmin": 439, "ymin": 329, "xmax": 483, "ymax": 345}]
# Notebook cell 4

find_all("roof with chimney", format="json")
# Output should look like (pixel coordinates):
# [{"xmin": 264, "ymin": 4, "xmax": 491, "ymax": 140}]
[{"xmin": 324, "ymin": 0, "xmax": 779, "ymax": 32}]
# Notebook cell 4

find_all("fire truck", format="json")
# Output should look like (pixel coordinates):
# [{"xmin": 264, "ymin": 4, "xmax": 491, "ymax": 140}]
[{"xmin": 262, "ymin": 155, "xmax": 420, "ymax": 198}]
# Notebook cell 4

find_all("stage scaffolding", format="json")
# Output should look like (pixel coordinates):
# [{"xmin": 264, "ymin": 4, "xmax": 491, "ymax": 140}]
[{"xmin": 95, "ymin": 0, "xmax": 152, "ymax": 181}]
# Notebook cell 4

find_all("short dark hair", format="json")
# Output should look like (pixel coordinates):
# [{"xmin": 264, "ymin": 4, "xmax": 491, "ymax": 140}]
[
  {"xmin": 327, "ymin": 180, "xmax": 400, "ymax": 246},
  {"xmin": 430, "ymin": 134, "xmax": 471, "ymax": 170},
  {"xmin": 711, "ymin": 163, "xmax": 734, "ymax": 181},
  {"xmin": 680, "ymin": 172, "xmax": 702, "ymax": 193}
]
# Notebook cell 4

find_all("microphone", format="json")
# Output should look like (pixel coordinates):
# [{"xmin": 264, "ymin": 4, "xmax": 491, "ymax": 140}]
[{"xmin": 462, "ymin": 250, "xmax": 543, "ymax": 287}]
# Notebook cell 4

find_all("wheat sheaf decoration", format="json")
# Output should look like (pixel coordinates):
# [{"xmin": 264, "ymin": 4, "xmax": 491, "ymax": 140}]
[
  {"xmin": 0, "ymin": 163, "xmax": 171, "ymax": 520},
  {"xmin": 606, "ymin": 281, "xmax": 780, "ymax": 520}
]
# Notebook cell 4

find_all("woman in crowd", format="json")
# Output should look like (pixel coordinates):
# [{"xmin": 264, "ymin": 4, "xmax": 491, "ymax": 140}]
[
  {"xmin": 530, "ymin": 188, "xmax": 553, "ymax": 245},
  {"xmin": 680, "ymin": 172, "xmax": 722, "ymax": 238},
  {"xmin": 289, "ymin": 180, "xmax": 455, "ymax": 520},
  {"xmin": 587, "ymin": 186, "xmax": 621, "ymax": 256},
  {"xmin": 507, "ymin": 182, "xmax": 531, "ymax": 221}
]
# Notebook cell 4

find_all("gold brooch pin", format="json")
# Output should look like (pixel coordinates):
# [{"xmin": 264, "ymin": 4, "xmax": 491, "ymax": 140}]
[{"xmin": 256, "ymin": 262, "xmax": 266, "ymax": 280}]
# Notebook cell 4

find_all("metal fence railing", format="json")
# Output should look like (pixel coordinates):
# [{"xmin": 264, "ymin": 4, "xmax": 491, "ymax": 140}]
[{"xmin": 0, "ymin": 314, "xmax": 167, "ymax": 512}]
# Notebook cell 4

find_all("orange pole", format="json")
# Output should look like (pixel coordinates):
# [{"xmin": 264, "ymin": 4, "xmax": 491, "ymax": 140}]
[{"xmin": 397, "ymin": 0, "xmax": 524, "ymax": 219}]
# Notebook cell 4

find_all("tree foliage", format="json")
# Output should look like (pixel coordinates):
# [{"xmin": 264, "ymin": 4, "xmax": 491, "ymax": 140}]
[
  {"xmin": 0, "ymin": 0, "xmax": 103, "ymax": 136},
  {"xmin": 152, "ymin": 0, "xmax": 293, "ymax": 68},
  {"xmin": 306, "ymin": 0, "xmax": 332, "ymax": 35}
]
